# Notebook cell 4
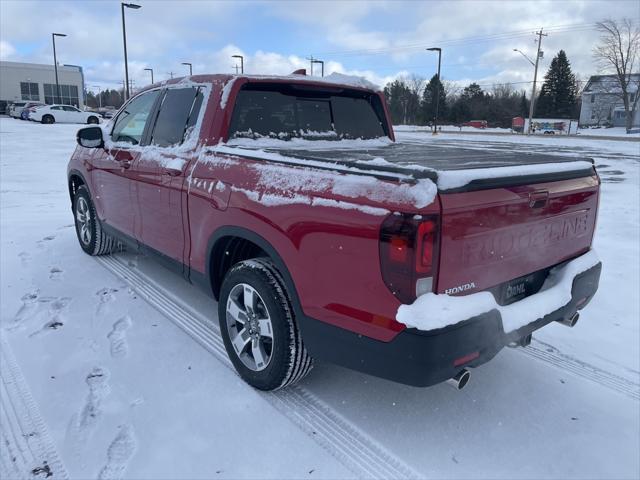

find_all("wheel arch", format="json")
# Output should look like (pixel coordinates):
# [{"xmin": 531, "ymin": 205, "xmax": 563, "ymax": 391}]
[
  {"xmin": 68, "ymin": 169, "xmax": 90, "ymax": 206},
  {"xmin": 206, "ymin": 226, "xmax": 302, "ymax": 313}
]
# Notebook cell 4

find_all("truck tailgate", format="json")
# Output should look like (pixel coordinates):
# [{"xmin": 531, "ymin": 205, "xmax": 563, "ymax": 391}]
[{"xmin": 436, "ymin": 174, "xmax": 599, "ymax": 298}]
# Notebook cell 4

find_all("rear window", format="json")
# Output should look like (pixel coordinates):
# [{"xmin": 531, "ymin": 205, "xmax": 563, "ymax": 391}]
[{"xmin": 228, "ymin": 84, "xmax": 388, "ymax": 141}]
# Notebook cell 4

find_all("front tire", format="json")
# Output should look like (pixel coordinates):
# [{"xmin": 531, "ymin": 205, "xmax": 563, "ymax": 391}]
[
  {"xmin": 73, "ymin": 185, "xmax": 117, "ymax": 256},
  {"xmin": 218, "ymin": 258, "xmax": 313, "ymax": 390},
  {"xmin": 87, "ymin": 116, "xmax": 99, "ymax": 124}
]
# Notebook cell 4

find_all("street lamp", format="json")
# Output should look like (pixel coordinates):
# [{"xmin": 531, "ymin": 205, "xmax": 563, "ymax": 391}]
[
  {"xmin": 181, "ymin": 62, "xmax": 193, "ymax": 75},
  {"xmin": 121, "ymin": 2, "xmax": 141, "ymax": 101},
  {"xmin": 311, "ymin": 59, "xmax": 325, "ymax": 77},
  {"xmin": 144, "ymin": 67, "xmax": 154, "ymax": 84},
  {"xmin": 232, "ymin": 55, "xmax": 244, "ymax": 74},
  {"xmin": 513, "ymin": 48, "xmax": 535, "ymax": 66},
  {"xmin": 52, "ymin": 33, "xmax": 67, "ymax": 104},
  {"xmin": 427, "ymin": 47, "xmax": 442, "ymax": 135}
]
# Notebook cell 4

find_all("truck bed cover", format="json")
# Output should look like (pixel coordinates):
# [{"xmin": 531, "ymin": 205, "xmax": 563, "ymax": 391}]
[{"xmin": 221, "ymin": 141, "xmax": 596, "ymax": 193}]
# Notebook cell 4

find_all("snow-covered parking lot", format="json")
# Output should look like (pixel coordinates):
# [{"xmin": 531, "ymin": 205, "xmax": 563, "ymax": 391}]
[{"xmin": 1, "ymin": 116, "xmax": 639, "ymax": 479}]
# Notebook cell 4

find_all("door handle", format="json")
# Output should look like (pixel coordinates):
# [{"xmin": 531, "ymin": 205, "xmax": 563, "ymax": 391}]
[
  {"xmin": 164, "ymin": 167, "xmax": 182, "ymax": 177},
  {"xmin": 120, "ymin": 160, "xmax": 132, "ymax": 169}
]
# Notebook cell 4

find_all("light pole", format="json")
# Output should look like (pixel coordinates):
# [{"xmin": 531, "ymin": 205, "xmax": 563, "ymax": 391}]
[
  {"xmin": 52, "ymin": 33, "xmax": 67, "ymax": 104},
  {"xmin": 515, "ymin": 29, "xmax": 547, "ymax": 135},
  {"xmin": 181, "ymin": 62, "xmax": 193, "ymax": 75},
  {"xmin": 232, "ymin": 55, "xmax": 244, "ymax": 74},
  {"xmin": 93, "ymin": 85, "xmax": 102, "ymax": 109},
  {"xmin": 311, "ymin": 59, "xmax": 325, "ymax": 77},
  {"xmin": 427, "ymin": 47, "xmax": 442, "ymax": 135},
  {"xmin": 121, "ymin": 2, "xmax": 141, "ymax": 101},
  {"xmin": 144, "ymin": 67, "xmax": 154, "ymax": 84}
]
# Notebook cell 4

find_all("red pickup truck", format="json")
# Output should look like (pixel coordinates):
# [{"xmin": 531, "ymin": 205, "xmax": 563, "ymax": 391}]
[{"xmin": 68, "ymin": 73, "xmax": 601, "ymax": 391}]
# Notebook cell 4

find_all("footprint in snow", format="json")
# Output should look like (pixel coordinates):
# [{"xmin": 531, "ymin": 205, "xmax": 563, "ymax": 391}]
[
  {"xmin": 36, "ymin": 235, "xmax": 56, "ymax": 249},
  {"xmin": 7, "ymin": 291, "xmax": 40, "ymax": 330},
  {"xmin": 28, "ymin": 297, "xmax": 71, "ymax": 337},
  {"xmin": 18, "ymin": 251, "xmax": 31, "ymax": 265},
  {"xmin": 6, "ymin": 291, "xmax": 56, "ymax": 331},
  {"xmin": 98, "ymin": 424, "xmax": 137, "ymax": 480},
  {"xmin": 108, "ymin": 316, "xmax": 132, "ymax": 359},
  {"xmin": 49, "ymin": 267, "xmax": 63, "ymax": 281},
  {"xmin": 95, "ymin": 288, "xmax": 118, "ymax": 316},
  {"xmin": 66, "ymin": 367, "xmax": 111, "ymax": 458}
]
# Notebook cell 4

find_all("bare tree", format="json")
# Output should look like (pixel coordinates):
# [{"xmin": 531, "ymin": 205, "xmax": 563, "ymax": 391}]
[
  {"xmin": 593, "ymin": 18, "xmax": 640, "ymax": 131},
  {"xmin": 591, "ymin": 94, "xmax": 614, "ymax": 126}
]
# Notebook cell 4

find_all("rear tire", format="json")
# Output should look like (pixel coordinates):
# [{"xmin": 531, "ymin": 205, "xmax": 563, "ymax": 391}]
[
  {"xmin": 218, "ymin": 258, "xmax": 313, "ymax": 390},
  {"xmin": 73, "ymin": 185, "xmax": 117, "ymax": 256},
  {"xmin": 41, "ymin": 115, "xmax": 54, "ymax": 124}
]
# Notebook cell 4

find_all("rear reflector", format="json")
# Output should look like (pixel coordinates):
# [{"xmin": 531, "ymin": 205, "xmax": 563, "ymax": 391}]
[{"xmin": 453, "ymin": 351, "xmax": 480, "ymax": 367}]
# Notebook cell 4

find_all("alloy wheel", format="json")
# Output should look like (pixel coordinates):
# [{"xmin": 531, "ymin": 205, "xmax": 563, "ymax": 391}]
[
  {"xmin": 75, "ymin": 196, "xmax": 92, "ymax": 246},
  {"xmin": 226, "ymin": 283, "xmax": 274, "ymax": 371}
]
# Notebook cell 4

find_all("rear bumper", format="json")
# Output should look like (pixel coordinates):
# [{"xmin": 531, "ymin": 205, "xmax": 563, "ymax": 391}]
[{"xmin": 301, "ymin": 261, "xmax": 601, "ymax": 387}]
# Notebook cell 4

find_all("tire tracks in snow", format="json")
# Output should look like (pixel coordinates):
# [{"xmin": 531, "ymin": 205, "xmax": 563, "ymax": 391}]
[
  {"xmin": 96, "ymin": 255, "xmax": 422, "ymax": 480},
  {"xmin": 0, "ymin": 338, "xmax": 68, "ymax": 479},
  {"xmin": 521, "ymin": 339, "xmax": 640, "ymax": 401}
]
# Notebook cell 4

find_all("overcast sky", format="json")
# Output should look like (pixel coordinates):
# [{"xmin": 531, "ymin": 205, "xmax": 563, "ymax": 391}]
[{"xmin": 1, "ymin": 0, "xmax": 638, "ymax": 94}]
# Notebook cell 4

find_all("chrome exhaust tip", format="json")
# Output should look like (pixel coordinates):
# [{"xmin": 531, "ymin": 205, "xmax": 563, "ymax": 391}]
[
  {"xmin": 507, "ymin": 333, "xmax": 532, "ymax": 348},
  {"xmin": 446, "ymin": 369, "xmax": 470, "ymax": 390},
  {"xmin": 557, "ymin": 312, "xmax": 580, "ymax": 328}
]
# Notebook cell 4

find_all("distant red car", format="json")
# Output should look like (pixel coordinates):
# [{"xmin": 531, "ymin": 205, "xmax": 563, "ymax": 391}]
[
  {"xmin": 462, "ymin": 120, "xmax": 488, "ymax": 129},
  {"xmin": 68, "ymin": 73, "xmax": 601, "ymax": 391}
]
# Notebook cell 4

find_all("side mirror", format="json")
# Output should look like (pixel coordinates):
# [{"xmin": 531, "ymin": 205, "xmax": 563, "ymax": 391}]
[{"xmin": 77, "ymin": 126, "xmax": 104, "ymax": 148}]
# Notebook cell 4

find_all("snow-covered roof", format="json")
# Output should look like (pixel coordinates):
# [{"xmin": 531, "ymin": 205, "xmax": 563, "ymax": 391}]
[
  {"xmin": 584, "ymin": 74, "xmax": 640, "ymax": 94},
  {"xmin": 141, "ymin": 72, "xmax": 381, "ymax": 94}
]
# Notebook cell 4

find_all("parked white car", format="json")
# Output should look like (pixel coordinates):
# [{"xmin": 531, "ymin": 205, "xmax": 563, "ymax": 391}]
[
  {"xmin": 9, "ymin": 101, "xmax": 45, "ymax": 119},
  {"xmin": 29, "ymin": 105, "xmax": 101, "ymax": 124}
]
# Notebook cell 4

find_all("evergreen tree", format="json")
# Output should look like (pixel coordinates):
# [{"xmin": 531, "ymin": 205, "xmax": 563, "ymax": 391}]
[
  {"xmin": 383, "ymin": 79, "xmax": 420, "ymax": 125},
  {"xmin": 535, "ymin": 50, "xmax": 577, "ymax": 118},
  {"xmin": 420, "ymin": 74, "xmax": 446, "ymax": 125},
  {"xmin": 520, "ymin": 92, "xmax": 529, "ymax": 117}
]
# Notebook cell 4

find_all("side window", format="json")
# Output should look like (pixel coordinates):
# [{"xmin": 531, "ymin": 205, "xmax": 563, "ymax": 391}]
[
  {"xmin": 150, "ymin": 87, "xmax": 202, "ymax": 147},
  {"xmin": 111, "ymin": 90, "xmax": 160, "ymax": 145},
  {"xmin": 51, "ymin": 106, "xmax": 63, "ymax": 111},
  {"xmin": 63, "ymin": 106, "xmax": 78, "ymax": 112}
]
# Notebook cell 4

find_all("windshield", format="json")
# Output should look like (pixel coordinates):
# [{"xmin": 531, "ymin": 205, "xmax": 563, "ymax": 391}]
[{"xmin": 228, "ymin": 83, "xmax": 389, "ymax": 141}]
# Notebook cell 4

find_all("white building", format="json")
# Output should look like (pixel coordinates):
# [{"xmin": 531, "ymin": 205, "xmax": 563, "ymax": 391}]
[
  {"xmin": 0, "ymin": 61, "xmax": 85, "ymax": 111},
  {"xmin": 579, "ymin": 74, "xmax": 640, "ymax": 128}
]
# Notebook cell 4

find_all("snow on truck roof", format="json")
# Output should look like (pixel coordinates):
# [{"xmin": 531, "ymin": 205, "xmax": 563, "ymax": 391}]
[{"xmin": 140, "ymin": 72, "xmax": 381, "ymax": 94}]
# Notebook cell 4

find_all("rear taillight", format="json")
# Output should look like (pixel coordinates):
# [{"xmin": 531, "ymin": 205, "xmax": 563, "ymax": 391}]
[{"xmin": 379, "ymin": 213, "xmax": 440, "ymax": 304}]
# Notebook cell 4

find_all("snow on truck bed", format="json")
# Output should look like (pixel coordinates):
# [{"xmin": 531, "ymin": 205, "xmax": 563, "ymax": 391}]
[{"xmin": 219, "ymin": 138, "xmax": 595, "ymax": 192}]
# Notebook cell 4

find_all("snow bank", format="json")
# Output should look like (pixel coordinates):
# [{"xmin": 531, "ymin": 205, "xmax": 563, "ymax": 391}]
[
  {"xmin": 396, "ymin": 249, "xmax": 600, "ymax": 333},
  {"xmin": 436, "ymin": 160, "xmax": 594, "ymax": 190}
]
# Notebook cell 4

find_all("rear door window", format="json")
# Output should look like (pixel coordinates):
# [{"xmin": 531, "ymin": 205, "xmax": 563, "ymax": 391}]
[
  {"xmin": 150, "ymin": 87, "xmax": 203, "ymax": 147},
  {"xmin": 111, "ymin": 90, "xmax": 161, "ymax": 145}
]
